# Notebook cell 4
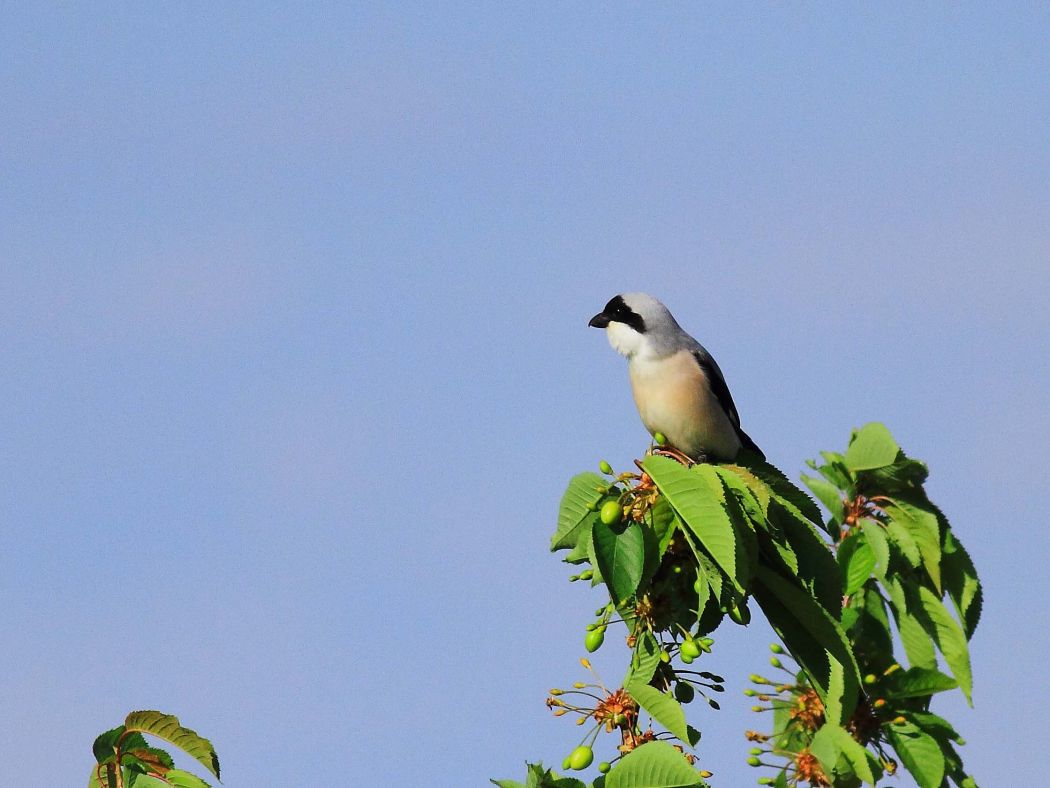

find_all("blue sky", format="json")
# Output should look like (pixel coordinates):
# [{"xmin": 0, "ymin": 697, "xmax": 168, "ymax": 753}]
[{"xmin": 1, "ymin": 5, "xmax": 1047, "ymax": 786}]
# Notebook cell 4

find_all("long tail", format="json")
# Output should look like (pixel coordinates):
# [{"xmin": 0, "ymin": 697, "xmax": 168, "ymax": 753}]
[{"xmin": 737, "ymin": 427, "xmax": 765, "ymax": 460}]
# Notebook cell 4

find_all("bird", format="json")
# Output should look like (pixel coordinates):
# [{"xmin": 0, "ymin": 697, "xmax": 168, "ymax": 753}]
[{"xmin": 588, "ymin": 293, "xmax": 763, "ymax": 462}]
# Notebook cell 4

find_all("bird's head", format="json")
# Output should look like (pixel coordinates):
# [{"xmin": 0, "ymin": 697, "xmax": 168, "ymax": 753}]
[{"xmin": 588, "ymin": 293, "xmax": 680, "ymax": 359}]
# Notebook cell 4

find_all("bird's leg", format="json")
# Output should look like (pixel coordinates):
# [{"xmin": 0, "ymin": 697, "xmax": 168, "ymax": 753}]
[{"xmin": 651, "ymin": 445, "xmax": 697, "ymax": 467}]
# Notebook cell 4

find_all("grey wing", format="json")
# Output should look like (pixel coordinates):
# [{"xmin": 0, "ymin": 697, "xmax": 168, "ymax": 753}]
[{"xmin": 691, "ymin": 348, "xmax": 765, "ymax": 459}]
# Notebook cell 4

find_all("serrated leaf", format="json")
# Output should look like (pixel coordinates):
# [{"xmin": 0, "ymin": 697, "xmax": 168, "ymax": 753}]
[
  {"xmin": 552, "ymin": 473, "xmax": 608, "ymax": 551},
  {"xmin": 745, "ymin": 459, "xmax": 825, "ymax": 529},
  {"xmin": 942, "ymin": 531, "xmax": 982, "ymax": 639},
  {"xmin": 886, "ymin": 499, "xmax": 942, "ymax": 591},
  {"xmin": 770, "ymin": 501, "xmax": 841, "ymax": 617},
  {"xmin": 885, "ymin": 667, "xmax": 958, "ymax": 698},
  {"xmin": 164, "ymin": 771, "xmax": 212, "ymax": 788},
  {"xmin": 625, "ymin": 631, "xmax": 662, "ymax": 686},
  {"xmin": 838, "ymin": 534, "xmax": 876, "ymax": 595},
  {"xmin": 592, "ymin": 519, "xmax": 645, "ymax": 603},
  {"xmin": 884, "ymin": 576, "xmax": 938, "ymax": 669},
  {"xmin": 844, "ymin": 423, "xmax": 900, "ymax": 471},
  {"xmin": 123, "ymin": 712, "xmax": 219, "ymax": 780},
  {"xmin": 752, "ymin": 567, "xmax": 860, "ymax": 723},
  {"xmin": 641, "ymin": 457, "xmax": 744, "ymax": 593},
  {"xmin": 605, "ymin": 741, "xmax": 705, "ymax": 788},
  {"xmin": 625, "ymin": 681, "xmax": 692, "ymax": 746},
  {"xmin": 810, "ymin": 724, "xmax": 877, "ymax": 785},
  {"xmin": 889, "ymin": 724, "xmax": 945, "ymax": 788},
  {"xmin": 884, "ymin": 518, "xmax": 920, "ymax": 567},
  {"xmin": 904, "ymin": 711, "xmax": 964, "ymax": 744},
  {"xmin": 916, "ymin": 586, "xmax": 973, "ymax": 704},
  {"xmin": 859, "ymin": 520, "xmax": 889, "ymax": 579},
  {"xmin": 850, "ymin": 588, "xmax": 895, "ymax": 672},
  {"xmin": 801, "ymin": 474, "xmax": 845, "ymax": 523}
]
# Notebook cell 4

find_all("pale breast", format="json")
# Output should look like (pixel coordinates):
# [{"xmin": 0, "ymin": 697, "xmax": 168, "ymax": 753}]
[{"xmin": 628, "ymin": 350, "xmax": 742, "ymax": 460}]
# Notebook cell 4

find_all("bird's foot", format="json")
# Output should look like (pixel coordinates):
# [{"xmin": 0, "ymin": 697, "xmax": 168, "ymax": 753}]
[{"xmin": 651, "ymin": 446, "xmax": 697, "ymax": 467}]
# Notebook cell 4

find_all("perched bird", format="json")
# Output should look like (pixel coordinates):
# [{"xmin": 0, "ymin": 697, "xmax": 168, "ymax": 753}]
[{"xmin": 588, "ymin": 293, "xmax": 763, "ymax": 462}]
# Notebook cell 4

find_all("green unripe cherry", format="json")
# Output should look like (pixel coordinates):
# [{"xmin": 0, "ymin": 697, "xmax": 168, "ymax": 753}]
[
  {"xmin": 680, "ymin": 639, "xmax": 702, "ymax": 660},
  {"xmin": 864, "ymin": 673, "xmax": 877, "ymax": 685},
  {"xmin": 599, "ymin": 460, "xmax": 614, "ymax": 475},
  {"xmin": 747, "ymin": 756, "xmax": 761, "ymax": 767},
  {"xmin": 769, "ymin": 643, "xmax": 783, "ymax": 654},
  {"xmin": 585, "ymin": 629, "xmax": 605, "ymax": 652},
  {"xmin": 654, "ymin": 432, "xmax": 667, "ymax": 445},
  {"xmin": 769, "ymin": 657, "xmax": 782, "ymax": 669},
  {"xmin": 728, "ymin": 599, "xmax": 751, "ymax": 625},
  {"xmin": 599, "ymin": 500, "xmax": 622, "ymax": 526},
  {"xmin": 597, "ymin": 761, "xmax": 611, "ymax": 774},
  {"xmin": 569, "ymin": 745, "xmax": 594, "ymax": 770},
  {"xmin": 674, "ymin": 682, "xmax": 695, "ymax": 703}
]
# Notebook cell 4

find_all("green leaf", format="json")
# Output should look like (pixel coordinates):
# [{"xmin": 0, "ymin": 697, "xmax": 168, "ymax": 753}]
[
  {"xmin": 844, "ymin": 423, "xmax": 900, "ymax": 471},
  {"xmin": 916, "ymin": 586, "xmax": 973, "ymax": 704},
  {"xmin": 625, "ymin": 631, "xmax": 662, "ymax": 686},
  {"xmin": 886, "ymin": 499, "xmax": 942, "ymax": 591},
  {"xmin": 885, "ymin": 667, "xmax": 958, "ymax": 698},
  {"xmin": 744, "ymin": 459, "xmax": 825, "ymax": 529},
  {"xmin": 641, "ymin": 457, "xmax": 745, "ymax": 593},
  {"xmin": 889, "ymin": 724, "xmax": 945, "ymax": 788},
  {"xmin": 849, "ymin": 588, "xmax": 895, "ymax": 673},
  {"xmin": 87, "ymin": 764, "xmax": 119, "ymax": 788},
  {"xmin": 605, "ymin": 741, "xmax": 706, "ymax": 788},
  {"xmin": 552, "ymin": 473, "xmax": 607, "ymax": 551},
  {"xmin": 163, "ymin": 771, "xmax": 212, "ymax": 788},
  {"xmin": 942, "ymin": 531, "xmax": 982, "ymax": 639},
  {"xmin": 625, "ymin": 681, "xmax": 693, "ymax": 746},
  {"xmin": 592, "ymin": 519, "xmax": 645, "ymax": 604},
  {"xmin": 884, "ymin": 518, "xmax": 920, "ymax": 567},
  {"xmin": 810, "ymin": 724, "xmax": 877, "ymax": 785},
  {"xmin": 884, "ymin": 576, "xmax": 938, "ymax": 669},
  {"xmin": 801, "ymin": 474, "xmax": 845, "ymax": 523},
  {"xmin": 904, "ymin": 711, "xmax": 965, "ymax": 744},
  {"xmin": 123, "ymin": 712, "xmax": 220, "ymax": 780},
  {"xmin": 838, "ymin": 534, "xmax": 876, "ymax": 595},
  {"xmin": 859, "ymin": 520, "xmax": 889, "ymax": 579},
  {"xmin": 770, "ymin": 501, "xmax": 841, "ymax": 617},
  {"xmin": 752, "ymin": 567, "xmax": 860, "ymax": 723}
]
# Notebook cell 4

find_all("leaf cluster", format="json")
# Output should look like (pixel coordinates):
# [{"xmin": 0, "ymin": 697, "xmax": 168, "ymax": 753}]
[
  {"xmin": 496, "ymin": 424, "xmax": 981, "ymax": 788},
  {"xmin": 89, "ymin": 711, "xmax": 219, "ymax": 788}
]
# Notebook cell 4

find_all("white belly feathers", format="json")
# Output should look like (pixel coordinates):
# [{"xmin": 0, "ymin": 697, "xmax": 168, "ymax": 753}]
[{"xmin": 628, "ymin": 350, "xmax": 742, "ymax": 461}]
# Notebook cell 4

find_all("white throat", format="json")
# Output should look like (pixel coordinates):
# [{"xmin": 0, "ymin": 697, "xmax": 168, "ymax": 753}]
[{"xmin": 606, "ymin": 322, "xmax": 648, "ymax": 359}]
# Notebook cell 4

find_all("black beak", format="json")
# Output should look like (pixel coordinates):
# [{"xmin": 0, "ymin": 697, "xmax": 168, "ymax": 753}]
[{"xmin": 588, "ymin": 312, "xmax": 610, "ymax": 328}]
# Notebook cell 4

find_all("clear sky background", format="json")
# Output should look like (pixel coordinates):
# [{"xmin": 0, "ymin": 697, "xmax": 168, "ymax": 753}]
[{"xmin": 1, "ymin": 5, "xmax": 1047, "ymax": 787}]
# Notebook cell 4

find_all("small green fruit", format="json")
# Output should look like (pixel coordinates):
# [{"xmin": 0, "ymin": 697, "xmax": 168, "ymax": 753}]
[
  {"xmin": 680, "ymin": 651, "xmax": 694, "ymax": 664},
  {"xmin": 747, "ymin": 756, "xmax": 761, "ymax": 767},
  {"xmin": 569, "ymin": 745, "xmax": 594, "ymax": 770},
  {"xmin": 597, "ymin": 762, "xmax": 611, "ymax": 774},
  {"xmin": 585, "ymin": 629, "xmax": 605, "ymax": 652},
  {"xmin": 674, "ymin": 682, "xmax": 695, "ymax": 703},
  {"xmin": 749, "ymin": 747, "xmax": 762, "ymax": 755},
  {"xmin": 599, "ymin": 500, "xmax": 622, "ymax": 526},
  {"xmin": 769, "ymin": 657, "xmax": 782, "ymax": 669},
  {"xmin": 654, "ymin": 432, "xmax": 667, "ymax": 445},
  {"xmin": 728, "ymin": 599, "xmax": 751, "ymax": 625},
  {"xmin": 599, "ymin": 460, "xmax": 614, "ymax": 475},
  {"xmin": 864, "ymin": 673, "xmax": 877, "ymax": 685},
  {"xmin": 659, "ymin": 650, "xmax": 671, "ymax": 663},
  {"xmin": 680, "ymin": 639, "xmax": 702, "ymax": 660},
  {"xmin": 562, "ymin": 756, "xmax": 572, "ymax": 770},
  {"xmin": 769, "ymin": 643, "xmax": 783, "ymax": 654}
]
